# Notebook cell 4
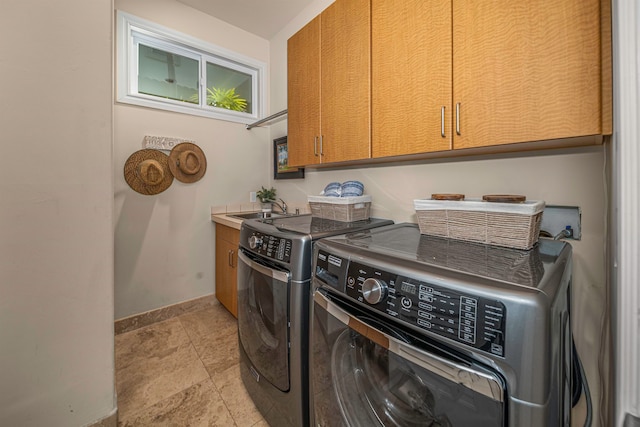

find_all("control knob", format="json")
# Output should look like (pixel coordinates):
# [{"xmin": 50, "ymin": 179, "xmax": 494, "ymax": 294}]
[
  {"xmin": 362, "ymin": 278, "xmax": 388, "ymax": 305},
  {"xmin": 249, "ymin": 235, "xmax": 263, "ymax": 249}
]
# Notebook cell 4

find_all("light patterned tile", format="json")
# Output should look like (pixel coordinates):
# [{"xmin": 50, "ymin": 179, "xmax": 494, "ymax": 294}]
[
  {"xmin": 115, "ymin": 303, "xmax": 268, "ymax": 427},
  {"xmin": 199, "ymin": 328, "xmax": 241, "ymax": 377},
  {"xmin": 211, "ymin": 364, "xmax": 263, "ymax": 426},
  {"xmin": 118, "ymin": 379, "xmax": 235, "ymax": 427},
  {"xmin": 115, "ymin": 318, "xmax": 209, "ymax": 416},
  {"xmin": 179, "ymin": 306, "xmax": 239, "ymax": 375},
  {"xmin": 115, "ymin": 318, "xmax": 190, "ymax": 370},
  {"xmin": 179, "ymin": 305, "xmax": 237, "ymax": 340}
]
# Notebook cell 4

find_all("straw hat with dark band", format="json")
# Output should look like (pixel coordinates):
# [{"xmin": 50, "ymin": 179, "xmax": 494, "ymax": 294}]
[
  {"xmin": 124, "ymin": 149, "xmax": 174, "ymax": 195},
  {"xmin": 168, "ymin": 142, "xmax": 207, "ymax": 183}
]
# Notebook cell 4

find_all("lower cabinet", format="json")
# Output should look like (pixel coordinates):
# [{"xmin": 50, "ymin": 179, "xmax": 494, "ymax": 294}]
[{"xmin": 215, "ymin": 224, "xmax": 240, "ymax": 318}]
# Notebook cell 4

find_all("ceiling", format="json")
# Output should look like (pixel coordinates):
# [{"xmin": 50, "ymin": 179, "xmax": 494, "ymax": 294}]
[{"xmin": 176, "ymin": 0, "xmax": 314, "ymax": 39}]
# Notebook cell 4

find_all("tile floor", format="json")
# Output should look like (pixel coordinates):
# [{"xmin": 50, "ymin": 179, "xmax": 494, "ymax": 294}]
[{"xmin": 115, "ymin": 302, "xmax": 268, "ymax": 426}]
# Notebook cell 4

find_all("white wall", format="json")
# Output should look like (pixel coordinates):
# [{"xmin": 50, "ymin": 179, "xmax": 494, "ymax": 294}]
[
  {"xmin": 269, "ymin": 1, "xmax": 611, "ymax": 425},
  {"xmin": 613, "ymin": 0, "xmax": 640, "ymax": 424},
  {"xmin": 0, "ymin": 0, "xmax": 116, "ymax": 426},
  {"xmin": 114, "ymin": 0, "xmax": 272, "ymax": 319}
]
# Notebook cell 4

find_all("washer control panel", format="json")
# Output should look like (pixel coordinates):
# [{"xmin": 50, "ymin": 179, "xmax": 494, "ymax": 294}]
[
  {"xmin": 344, "ymin": 259, "xmax": 507, "ymax": 357},
  {"xmin": 246, "ymin": 232, "xmax": 292, "ymax": 263}
]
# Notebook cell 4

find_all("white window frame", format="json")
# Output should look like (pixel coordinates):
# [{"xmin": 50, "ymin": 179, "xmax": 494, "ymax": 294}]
[{"xmin": 116, "ymin": 11, "xmax": 266, "ymax": 124}]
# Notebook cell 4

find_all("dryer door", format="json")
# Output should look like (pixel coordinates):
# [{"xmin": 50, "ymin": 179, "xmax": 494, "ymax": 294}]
[
  {"xmin": 238, "ymin": 249, "xmax": 290, "ymax": 391},
  {"xmin": 312, "ymin": 289, "xmax": 506, "ymax": 427}
]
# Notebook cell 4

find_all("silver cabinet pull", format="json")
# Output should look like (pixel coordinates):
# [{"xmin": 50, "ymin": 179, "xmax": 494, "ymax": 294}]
[
  {"xmin": 456, "ymin": 102, "xmax": 461, "ymax": 135},
  {"xmin": 313, "ymin": 136, "xmax": 318, "ymax": 156},
  {"xmin": 441, "ymin": 106, "xmax": 446, "ymax": 137},
  {"xmin": 228, "ymin": 250, "xmax": 234, "ymax": 267},
  {"xmin": 319, "ymin": 135, "xmax": 324, "ymax": 156}
]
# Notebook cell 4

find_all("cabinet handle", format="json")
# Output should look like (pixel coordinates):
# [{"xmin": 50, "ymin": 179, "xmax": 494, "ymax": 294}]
[
  {"xmin": 313, "ymin": 136, "xmax": 318, "ymax": 156},
  {"xmin": 441, "ymin": 106, "xmax": 446, "ymax": 137},
  {"xmin": 228, "ymin": 250, "xmax": 234, "ymax": 267},
  {"xmin": 320, "ymin": 135, "xmax": 324, "ymax": 156},
  {"xmin": 455, "ymin": 103, "xmax": 461, "ymax": 135}
]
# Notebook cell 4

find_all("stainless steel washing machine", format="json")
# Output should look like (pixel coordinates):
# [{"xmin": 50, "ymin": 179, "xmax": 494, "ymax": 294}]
[
  {"xmin": 237, "ymin": 214, "xmax": 393, "ymax": 427},
  {"xmin": 311, "ymin": 223, "xmax": 577, "ymax": 426}
]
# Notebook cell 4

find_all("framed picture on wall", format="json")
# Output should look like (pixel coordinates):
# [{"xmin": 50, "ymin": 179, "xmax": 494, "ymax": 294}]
[{"xmin": 274, "ymin": 136, "xmax": 305, "ymax": 180}]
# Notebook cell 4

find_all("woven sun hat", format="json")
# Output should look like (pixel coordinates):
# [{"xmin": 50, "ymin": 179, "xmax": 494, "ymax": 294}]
[
  {"xmin": 168, "ymin": 142, "xmax": 207, "ymax": 183},
  {"xmin": 124, "ymin": 149, "xmax": 174, "ymax": 195}
]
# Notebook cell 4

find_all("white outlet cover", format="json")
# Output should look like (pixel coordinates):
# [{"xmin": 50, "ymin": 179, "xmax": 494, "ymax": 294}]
[{"xmin": 540, "ymin": 205, "xmax": 581, "ymax": 240}]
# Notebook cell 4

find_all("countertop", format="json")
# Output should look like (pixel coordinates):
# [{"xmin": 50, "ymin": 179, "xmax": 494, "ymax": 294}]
[
  {"xmin": 211, "ymin": 201, "xmax": 311, "ymax": 231},
  {"xmin": 211, "ymin": 212, "xmax": 245, "ymax": 230}
]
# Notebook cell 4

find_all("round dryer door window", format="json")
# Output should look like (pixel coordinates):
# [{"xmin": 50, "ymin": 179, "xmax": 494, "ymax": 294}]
[
  {"xmin": 331, "ymin": 329, "xmax": 452, "ymax": 427},
  {"xmin": 312, "ymin": 290, "xmax": 506, "ymax": 427}
]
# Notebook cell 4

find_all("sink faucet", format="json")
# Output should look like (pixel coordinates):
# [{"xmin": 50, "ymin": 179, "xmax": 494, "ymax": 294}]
[{"xmin": 267, "ymin": 198, "xmax": 288, "ymax": 214}]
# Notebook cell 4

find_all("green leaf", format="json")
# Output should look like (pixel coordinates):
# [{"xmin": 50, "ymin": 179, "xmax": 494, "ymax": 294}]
[
  {"xmin": 256, "ymin": 186, "xmax": 276, "ymax": 203},
  {"xmin": 206, "ymin": 87, "xmax": 247, "ymax": 112},
  {"xmin": 188, "ymin": 86, "xmax": 248, "ymax": 112}
]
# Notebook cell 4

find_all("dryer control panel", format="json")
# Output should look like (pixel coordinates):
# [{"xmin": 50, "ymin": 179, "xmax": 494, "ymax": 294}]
[
  {"xmin": 346, "ymin": 260, "xmax": 507, "ymax": 357},
  {"xmin": 314, "ymin": 248, "xmax": 507, "ymax": 357},
  {"xmin": 246, "ymin": 232, "xmax": 292, "ymax": 263}
]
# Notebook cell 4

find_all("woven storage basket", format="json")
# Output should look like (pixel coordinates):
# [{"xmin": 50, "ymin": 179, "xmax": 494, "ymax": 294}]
[
  {"xmin": 414, "ymin": 198, "xmax": 545, "ymax": 250},
  {"xmin": 308, "ymin": 195, "xmax": 371, "ymax": 222}
]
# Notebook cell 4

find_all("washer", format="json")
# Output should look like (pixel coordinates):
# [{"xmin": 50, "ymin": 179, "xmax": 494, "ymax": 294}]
[
  {"xmin": 311, "ymin": 223, "xmax": 576, "ymax": 426},
  {"xmin": 237, "ymin": 214, "xmax": 393, "ymax": 427}
]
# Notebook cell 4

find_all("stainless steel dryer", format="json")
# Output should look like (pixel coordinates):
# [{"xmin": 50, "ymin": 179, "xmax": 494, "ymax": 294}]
[
  {"xmin": 237, "ymin": 214, "xmax": 393, "ymax": 427},
  {"xmin": 311, "ymin": 223, "xmax": 578, "ymax": 426}
]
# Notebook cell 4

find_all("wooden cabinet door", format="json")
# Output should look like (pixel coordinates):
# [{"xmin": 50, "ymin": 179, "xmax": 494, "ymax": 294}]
[
  {"xmin": 372, "ymin": 0, "xmax": 453, "ymax": 157},
  {"xmin": 452, "ymin": 0, "xmax": 609, "ymax": 149},
  {"xmin": 287, "ymin": 16, "xmax": 321, "ymax": 168},
  {"xmin": 320, "ymin": 0, "xmax": 371, "ymax": 163},
  {"xmin": 215, "ymin": 225, "xmax": 239, "ymax": 318}
]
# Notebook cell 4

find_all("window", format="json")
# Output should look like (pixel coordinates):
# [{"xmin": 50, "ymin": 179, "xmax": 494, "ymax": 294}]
[{"xmin": 117, "ymin": 11, "xmax": 265, "ymax": 123}]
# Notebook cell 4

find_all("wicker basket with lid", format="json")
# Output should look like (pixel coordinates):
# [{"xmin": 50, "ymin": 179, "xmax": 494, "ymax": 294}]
[{"xmin": 414, "ymin": 195, "xmax": 545, "ymax": 250}]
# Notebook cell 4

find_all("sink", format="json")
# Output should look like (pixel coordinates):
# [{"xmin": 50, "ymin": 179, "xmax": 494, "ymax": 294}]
[{"xmin": 229, "ymin": 212, "xmax": 291, "ymax": 220}]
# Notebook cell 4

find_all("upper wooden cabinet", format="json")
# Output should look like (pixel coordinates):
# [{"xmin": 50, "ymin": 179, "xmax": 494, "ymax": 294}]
[
  {"xmin": 287, "ymin": 16, "xmax": 320, "ymax": 167},
  {"xmin": 372, "ymin": 0, "xmax": 453, "ymax": 157},
  {"xmin": 287, "ymin": 0, "xmax": 371, "ymax": 167},
  {"xmin": 288, "ymin": 0, "xmax": 611, "ymax": 165},
  {"xmin": 452, "ymin": 0, "xmax": 612, "ymax": 149}
]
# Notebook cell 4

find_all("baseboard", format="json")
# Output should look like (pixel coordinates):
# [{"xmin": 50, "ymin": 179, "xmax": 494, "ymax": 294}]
[
  {"xmin": 115, "ymin": 294, "xmax": 216, "ymax": 335},
  {"xmin": 85, "ymin": 408, "xmax": 117, "ymax": 427}
]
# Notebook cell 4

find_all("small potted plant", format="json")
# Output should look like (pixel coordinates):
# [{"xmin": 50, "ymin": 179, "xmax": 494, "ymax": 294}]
[{"xmin": 256, "ymin": 186, "xmax": 277, "ymax": 211}]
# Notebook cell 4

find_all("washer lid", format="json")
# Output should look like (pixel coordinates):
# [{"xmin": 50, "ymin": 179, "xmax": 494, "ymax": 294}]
[
  {"xmin": 259, "ymin": 215, "xmax": 394, "ymax": 240},
  {"xmin": 323, "ymin": 223, "xmax": 570, "ymax": 289}
]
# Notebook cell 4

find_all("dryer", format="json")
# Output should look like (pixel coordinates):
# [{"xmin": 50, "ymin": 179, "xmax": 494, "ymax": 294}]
[{"xmin": 311, "ymin": 223, "xmax": 579, "ymax": 426}]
